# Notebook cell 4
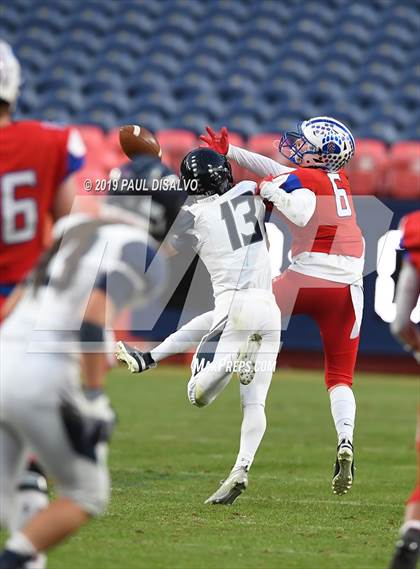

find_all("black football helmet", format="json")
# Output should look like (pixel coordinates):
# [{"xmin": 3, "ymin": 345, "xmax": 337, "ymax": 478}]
[{"xmin": 180, "ymin": 148, "xmax": 233, "ymax": 196}]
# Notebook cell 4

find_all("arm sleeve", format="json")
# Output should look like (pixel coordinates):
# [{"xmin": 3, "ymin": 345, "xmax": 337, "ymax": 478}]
[
  {"xmin": 227, "ymin": 144, "xmax": 295, "ymax": 177},
  {"xmin": 170, "ymin": 208, "xmax": 199, "ymax": 252},
  {"xmin": 260, "ymin": 177, "xmax": 316, "ymax": 227}
]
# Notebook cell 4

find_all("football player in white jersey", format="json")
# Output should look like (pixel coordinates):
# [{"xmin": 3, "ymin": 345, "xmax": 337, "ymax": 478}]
[
  {"xmin": 0, "ymin": 199, "xmax": 168, "ymax": 569},
  {"xmin": 116, "ymin": 148, "xmax": 281, "ymax": 505}
]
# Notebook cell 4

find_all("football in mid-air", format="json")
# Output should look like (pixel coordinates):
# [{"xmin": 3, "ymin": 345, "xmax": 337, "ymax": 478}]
[{"xmin": 119, "ymin": 124, "xmax": 162, "ymax": 160}]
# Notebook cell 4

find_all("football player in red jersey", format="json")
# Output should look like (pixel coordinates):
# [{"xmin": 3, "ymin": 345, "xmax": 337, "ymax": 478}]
[
  {"xmin": 0, "ymin": 41, "xmax": 86, "ymax": 313},
  {"xmin": 201, "ymin": 117, "xmax": 363, "ymax": 495},
  {"xmin": 389, "ymin": 210, "xmax": 420, "ymax": 569},
  {"xmin": 0, "ymin": 41, "xmax": 85, "ymax": 569}
]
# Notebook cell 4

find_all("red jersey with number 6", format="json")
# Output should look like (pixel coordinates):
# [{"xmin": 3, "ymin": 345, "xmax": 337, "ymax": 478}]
[
  {"xmin": 276, "ymin": 166, "xmax": 363, "ymax": 258},
  {"xmin": 0, "ymin": 120, "xmax": 85, "ymax": 285}
]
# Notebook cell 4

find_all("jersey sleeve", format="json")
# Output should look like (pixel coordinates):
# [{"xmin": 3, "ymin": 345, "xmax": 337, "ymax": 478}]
[
  {"xmin": 64, "ymin": 128, "xmax": 86, "ymax": 179},
  {"xmin": 227, "ymin": 144, "xmax": 295, "ymax": 178},
  {"xmin": 169, "ymin": 207, "xmax": 199, "ymax": 252}
]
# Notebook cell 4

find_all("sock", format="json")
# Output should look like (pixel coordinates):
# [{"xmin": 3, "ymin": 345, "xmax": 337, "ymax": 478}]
[
  {"xmin": 401, "ymin": 520, "xmax": 420, "ymax": 534},
  {"xmin": 232, "ymin": 404, "xmax": 267, "ymax": 472},
  {"xmin": 151, "ymin": 311, "xmax": 213, "ymax": 363},
  {"xmin": 329, "ymin": 385, "xmax": 356, "ymax": 444},
  {"xmin": 6, "ymin": 532, "xmax": 37, "ymax": 557}
]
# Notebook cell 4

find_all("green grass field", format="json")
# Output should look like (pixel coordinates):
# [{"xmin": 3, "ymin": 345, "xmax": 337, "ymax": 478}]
[{"xmin": 27, "ymin": 367, "xmax": 420, "ymax": 568}]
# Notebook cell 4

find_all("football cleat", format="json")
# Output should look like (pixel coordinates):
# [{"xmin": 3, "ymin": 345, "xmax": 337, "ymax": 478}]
[
  {"xmin": 205, "ymin": 467, "xmax": 248, "ymax": 505},
  {"xmin": 115, "ymin": 341, "xmax": 156, "ymax": 374},
  {"xmin": 332, "ymin": 439, "xmax": 354, "ymax": 495},
  {"xmin": 236, "ymin": 333, "xmax": 262, "ymax": 386},
  {"xmin": 0, "ymin": 550, "xmax": 33, "ymax": 569},
  {"xmin": 389, "ymin": 528, "xmax": 420, "ymax": 569}
]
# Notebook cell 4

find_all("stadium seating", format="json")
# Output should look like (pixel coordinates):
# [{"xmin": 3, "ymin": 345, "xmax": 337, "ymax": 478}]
[
  {"xmin": 1, "ymin": 0, "xmax": 418, "ymax": 199},
  {"xmin": 387, "ymin": 142, "xmax": 420, "ymax": 199},
  {"xmin": 346, "ymin": 140, "xmax": 388, "ymax": 196}
]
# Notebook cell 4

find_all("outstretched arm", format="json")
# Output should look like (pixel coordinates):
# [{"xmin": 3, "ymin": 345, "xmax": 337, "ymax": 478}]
[
  {"xmin": 200, "ymin": 125, "xmax": 294, "ymax": 178},
  {"xmin": 227, "ymin": 144, "xmax": 295, "ymax": 178}
]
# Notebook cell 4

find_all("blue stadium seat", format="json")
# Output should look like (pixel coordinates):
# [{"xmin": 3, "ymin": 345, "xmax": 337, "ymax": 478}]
[
  {"xmin": 136, "ymin": 52, "xmax": 182, "ymax": 77},
  {"xmin": 68, "ymin": 8, "xmax": 111, "ymax": 34},
  {"xmin": 330, "ymin": 22, "xmax": 372, "ymax": 46},
  {"xmin": 15, "ymin": 45, "xmax": 50, "ymax": 73},
  {"xmin": 197, "ymin": 16, "xmax": 242, "ymax": 39},
  {"xmin": 58, "ymin": 32, "xmax": 103, "ymax": 55},
  {"xmin": 194, "ymin": 35, "xmax": 234, "ymax": 60},
  {"xmin": 221, "ymin": 113, "xmax": 261, "ymax": 138},
  {"xmin": 113, "ymin": 11, "xmax": 156, "ymax": 35},
  {"xmin": 224, "ymin": 58, "xmax": 268, "ymax": 82},
  {"xmin": 288, "ymin": 18, "xmax": 327, "ymax": 44},
  {"xmin": 234, "ymin": 37, "xmax": 275, "ymax": 62},
  {"xmin": 173, "ymin": 75, "xmax": 215, "ymax": 98},
  {"xmin": 39, "ymin": 105, "xmax": 72, "ymax": 125},
  {"xmin": 181, "ymin": 60, "xmax": 225, "ymax": 82},
  {"xmin": 269, "ymin": 59, "xmax": 312, "ymax": 83},
  {"xmin": 279, "ymin": 40, "xmax": 322, "ymax": 65},
  {"xmin": 348, "ymin": 81, "xmax": 390, "ymax": 110},
  {"xmin": 85, "ymin": 91, "xmax": 129, "ymax": 116},
  {"xmin": 305, "ymin": 80, "xmax": 345, "ymax": 107},
  {"xmin": 370, "ymin": 42, "xmax": 407, "ymax": 67},
  {"xmin": 130, "ymin": 93, "xmax": 178, "ymax": 119},
  {"xmin": 339, "ymin": 3, "xmax": 379, "ymax": 28},
  {"xmin": 76, "ymin": 109, "xmax": 119, "ymax": 132},
  {"xmin": 170, "ymin": 111, "xmax": 212, "ymax": 135},
  {"xmin": 327, "ymin": 41, "xmax": 365, "ymax": 66},
  {"xmin": 367, "ymin": 105, "xmax": 412, "ymax": 132},
  {"xmin": 96, "ymin": 51, "xmax": 137, "ymax": 76},
  {"xmin": 260, "ymin": 78, "xmax": 302, "ymax": 105},
  {"xmin": 120, "ymin": 112, "xmax": 166, "ymax": 134},
  {"xmin": 39, "ymin": 90, "xmax": 84, "ymax": 116},
  {"xmin": 147, "ymin": 34, "xmax": 191, "ymax": 58},
  {"xmin": 217, "ymin": 75, "xmax": 257, "ymax": 102},
  {"xmin": 225, "ymin": 97, "xmax": 272, "ymax": 124},
  {"xmin": 241, "ymin": 17, "xmax": 285, "ymax": 41},
  {"xmin": 361, "ymin": 61, "xmax": 401, "ymax": 88},
  {"xmin": 178, "ymin": 95, "xmax": 224, "ymax": 122},
  {"xmin": 163, "ymin": 13, "xmax": 199, "ymax": 36},
  {"xmin": 392, "ymin": 82, "xmax": 419, "ymax": 111},
  {"xmin": 357, "ymin": 121, "xmax": 401, "ymax": 145},
  {"xmin": 127, "ymin": 73, "xmax": 171, "ymax": 98}
]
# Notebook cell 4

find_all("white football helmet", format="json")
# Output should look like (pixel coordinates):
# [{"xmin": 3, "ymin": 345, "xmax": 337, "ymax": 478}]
[
  {"xmin": 0, "ymin": 40, "xmax": 21, "ymax": 104},
  {"xmin": 279, "ymin": 116, "xmax": 356, "ymax": 171}
]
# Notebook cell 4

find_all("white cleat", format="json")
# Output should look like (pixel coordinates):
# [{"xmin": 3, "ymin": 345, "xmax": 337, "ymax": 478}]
[
  {"xmin": 205, "ymin": 467, "xmax": 248, "ymax": 505},
  {"xmin": 236, "ymin": 333, "xmax": 262, "ymax": 385},
  {"xmin": 115, "ymin": 341, "xmax": 156, "ymax": 374},
  {"xmin": 332, "ymin": 439, "xmax": 354, "ymax": 496}
]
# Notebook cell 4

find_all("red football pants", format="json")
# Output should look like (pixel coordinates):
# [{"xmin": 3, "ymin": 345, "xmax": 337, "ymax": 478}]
[
  {"xmin": 407, "ymin": 408, "xmax": 420, "ymax": 505},
  {"xmin": 272, "ymin": 270, "xmax": 360, "ymax": 390}
]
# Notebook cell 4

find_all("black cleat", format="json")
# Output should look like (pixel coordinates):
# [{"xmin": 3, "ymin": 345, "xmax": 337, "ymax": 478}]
[
  {"xmin": 390, "ymin": 528, "xmax": 420, "ymax": 569},
  {"xmin": 0, "ymin": 550, "xmax": 33, "ymax": 569},
  {"xmin": 332, "ymin": 438, "xmax": 354, "ymax": 495},
  {"xmin": 115, "ymin": 341, "xmax": 156, "ymax": 374}
]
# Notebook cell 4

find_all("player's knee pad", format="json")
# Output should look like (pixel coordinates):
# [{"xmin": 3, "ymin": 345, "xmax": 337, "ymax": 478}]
[{"xmin": 407, "ymin": 485, "xmax": 420, "ymax": 505}]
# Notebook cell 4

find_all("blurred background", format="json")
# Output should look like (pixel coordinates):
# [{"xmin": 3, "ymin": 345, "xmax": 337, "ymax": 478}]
[{"xmin": 1, "ymin": 0, "xmax": 419, "ymax": 370}]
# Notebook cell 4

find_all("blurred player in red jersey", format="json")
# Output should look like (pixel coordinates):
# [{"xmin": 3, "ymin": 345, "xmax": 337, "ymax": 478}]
[
  {"xmin": 389, "ymin": 210, "xmax": 420, "ymax": 569},
  {"xmin": 0, "ymin": 40, "xmax": 85, "ymax": 569},
  {"xmin": 0, "ymin": 40, "xmax": 86, "ymax": 313},
  {"xmin": 201, "ymin": 117, "xmax": 363, "ymax": 495}
]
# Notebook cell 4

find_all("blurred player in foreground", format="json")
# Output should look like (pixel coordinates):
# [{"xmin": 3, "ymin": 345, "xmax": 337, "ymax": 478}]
[
  {"xmin": 201, "ymin": 118, "xmax": 363, "ymax": 496},
  {"xmin": 0, "ymin": 40, "xmax": 85, "ymax": 569},
  {"xmin": 0, "ymin": 177, "xmax": 171, "ymax": 568},
  {"xmin": 389, "ymin": 210, "xmax": 420, "ymax": 569},
  {"xmin": 116, "ymin": 148, "xmax": 281, "ymax": 505}
]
